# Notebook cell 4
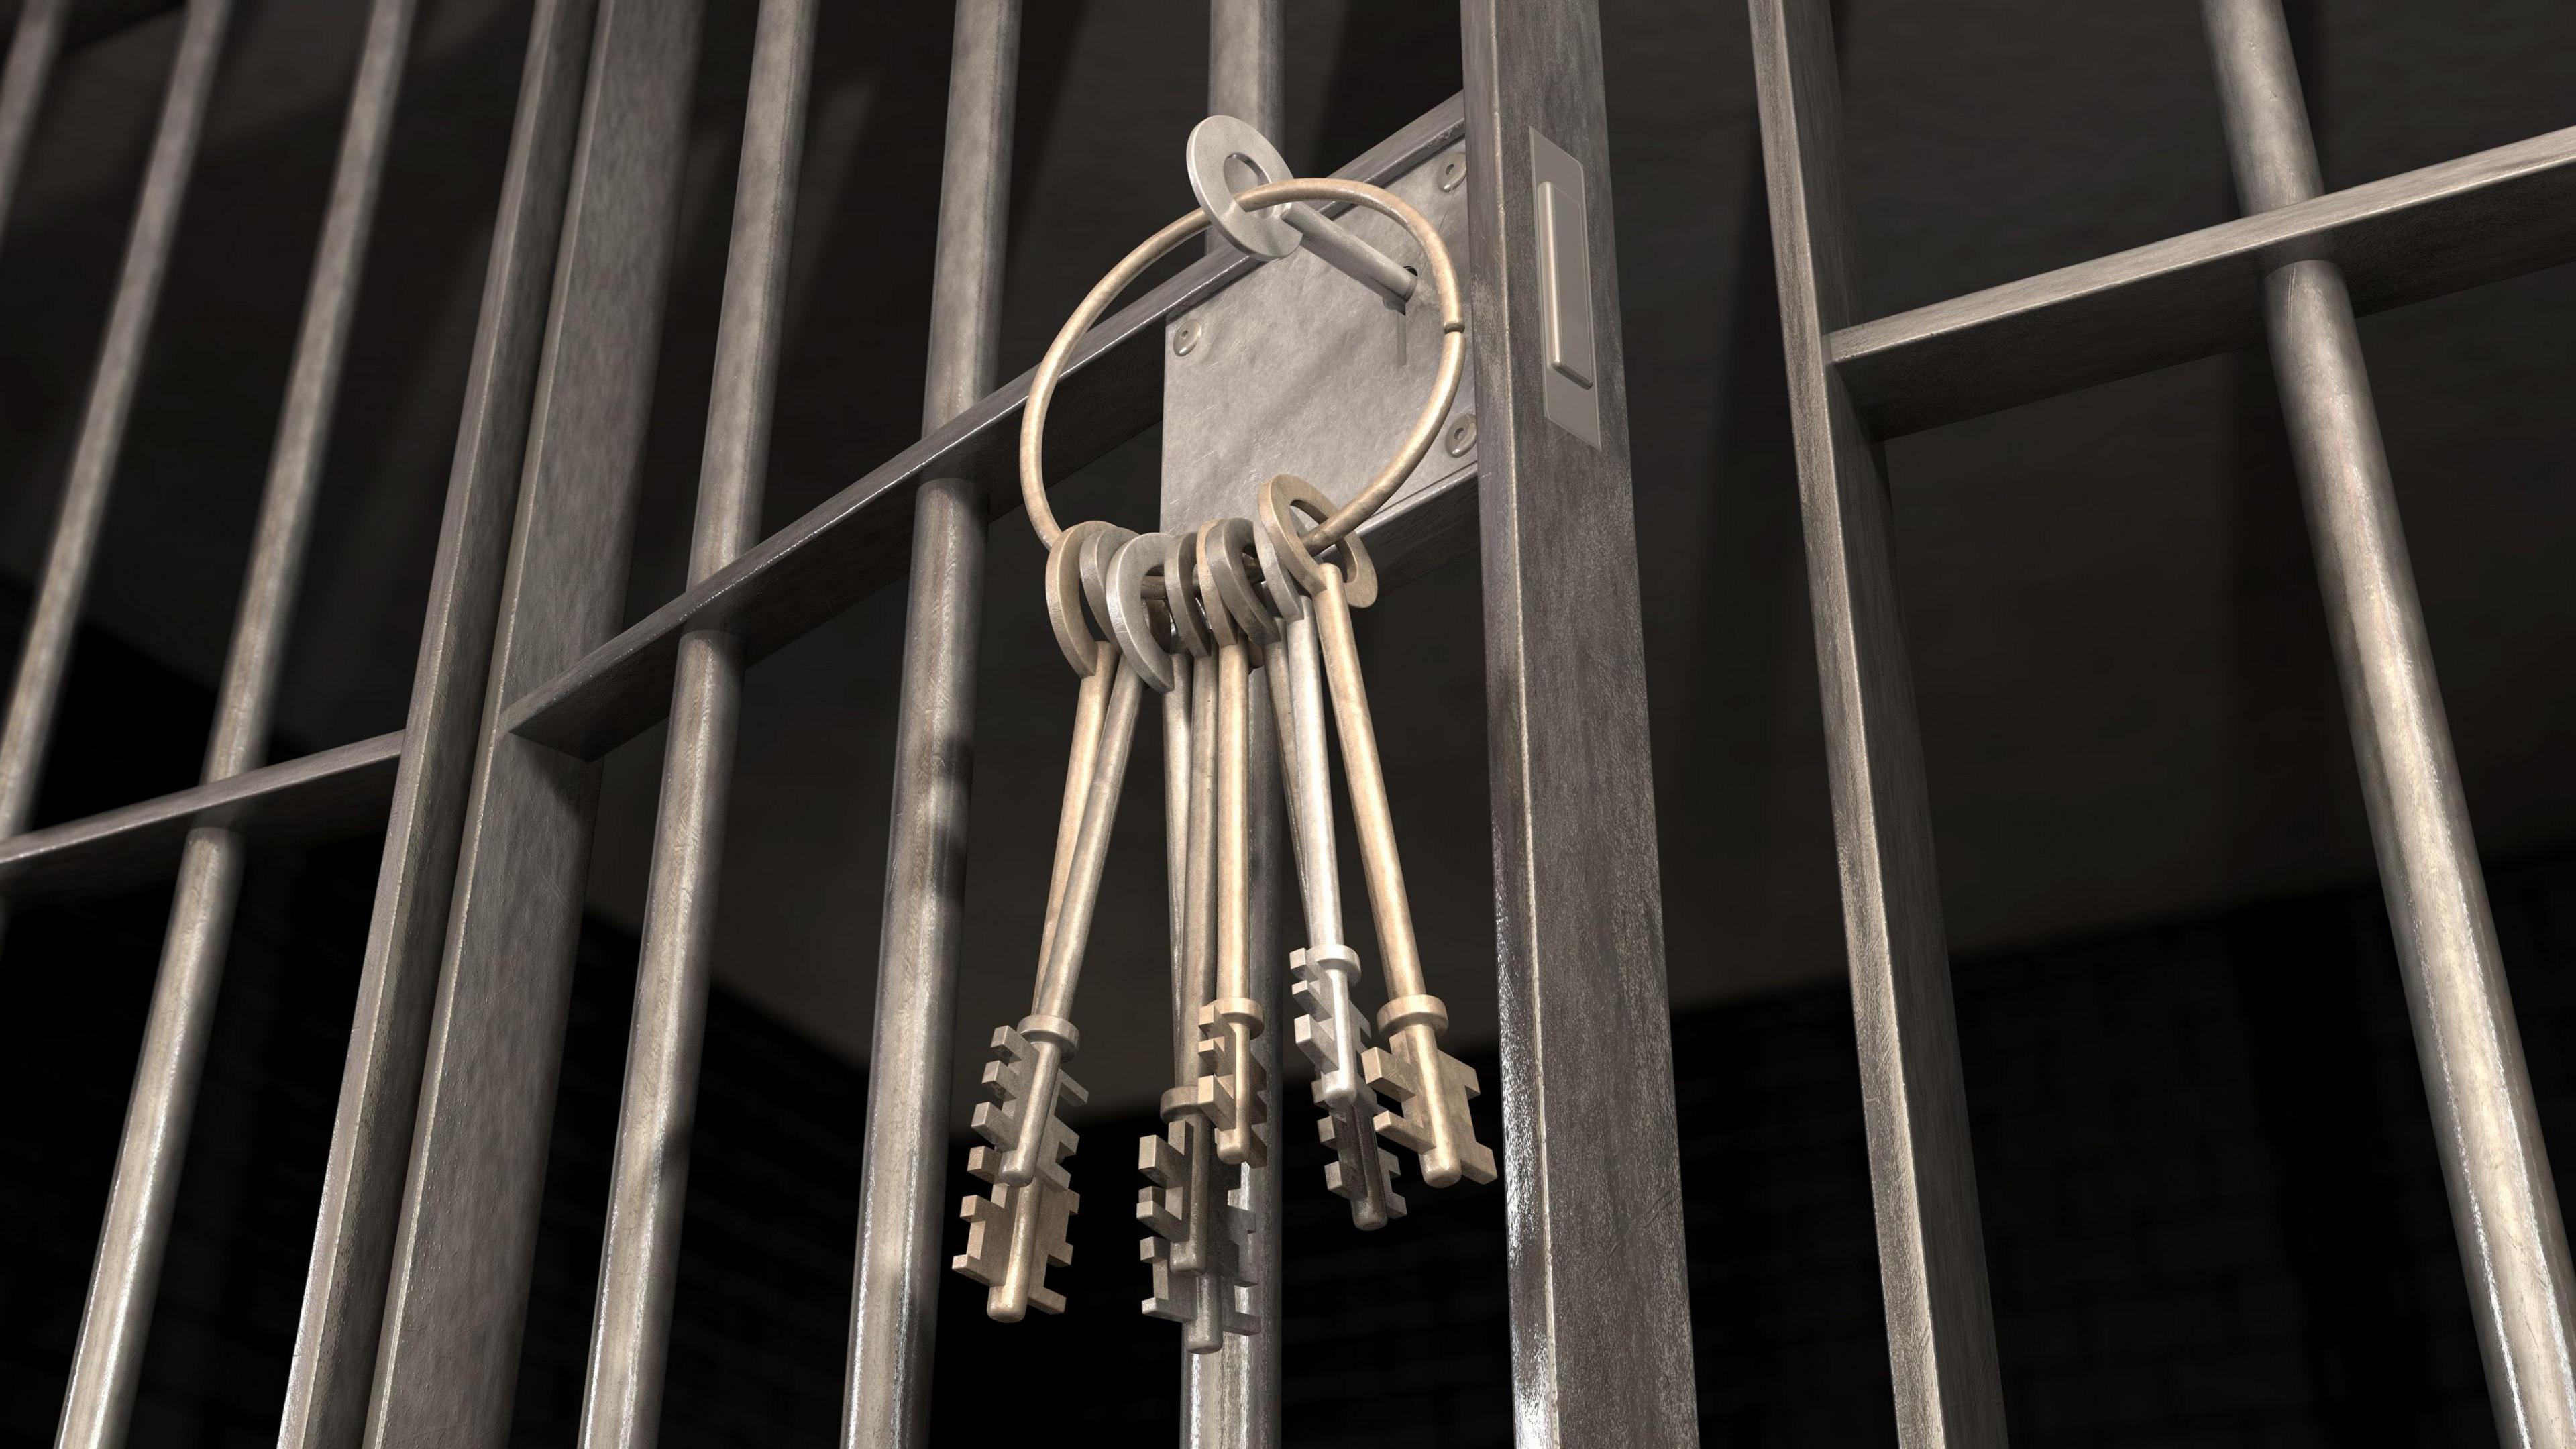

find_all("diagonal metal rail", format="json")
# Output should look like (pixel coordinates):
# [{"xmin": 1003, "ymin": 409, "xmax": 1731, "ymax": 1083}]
[
  {"xmin": 497, "ymin": 95, "xmax": 1471, "ymax": 763},
  {"xmin": 1833, "ymin": 123, "xmax": 2576, "ymax": 438},
  {"xmin": 0, "ymin": 731, "xmax": 401, "ymax": 899}
]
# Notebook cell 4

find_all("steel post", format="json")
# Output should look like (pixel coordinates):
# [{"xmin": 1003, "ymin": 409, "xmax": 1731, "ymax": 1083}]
[
  {"xmin": 841, "ymin": 4, "xmax": 1018, "ymax": 1445},
  {"xmin": 577, "ymin": 3, "xmax": 813, "ymax": 1446},
  {"xmin": 277, "ymin": 4, "xmax": 600, "ymax": 1443},
  {"xmin": 2203, "ymin": 2, "xmax": 2576, "ymax": 1442},
  {"xmin": 1460, "ymin": 0, "xmax": 1701, "ymax": 1442},
  {"xmin": 361, "ymin": 1, "xmax": 704, "ymax": 1441}
]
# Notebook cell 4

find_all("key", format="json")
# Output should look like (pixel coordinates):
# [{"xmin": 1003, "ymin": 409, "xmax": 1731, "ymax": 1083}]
[
  {"xmin": 1183, "ymin": 517, "xmax": 1269, "ymax": 1171},
  {"xmin": 955, "ymin": 521, "xmax": 1142, "ymax": 1318},
  {"xmin": 1260, "ymin": 475, "xmax": 1495, "ymax": 1190},
  {"xmin": 1112, "ymin": 531, "xmax": 1255, "ymax": 1348},
  {"xmin": 1227, "ymin": 513, "xmax": 1407, "ymax": 1230}
]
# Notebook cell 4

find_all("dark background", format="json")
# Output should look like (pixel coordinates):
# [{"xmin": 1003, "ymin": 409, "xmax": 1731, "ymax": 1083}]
[{"xmin": 1, "ymin": 0, "xmax": 2573, "ymax": 1443}]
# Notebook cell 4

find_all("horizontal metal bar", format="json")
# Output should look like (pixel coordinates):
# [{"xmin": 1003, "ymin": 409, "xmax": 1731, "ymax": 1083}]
[
  {"xmin": 1832, "ymin": 123, "xmax": 2576, "ymax": 439},
  {"xmin": 0, "ymin": 730, "xmax": 402, "ymax": 899},
  {"xmin": 500, "ymin": 93, "xmax": 1470, "ymax": 763}
]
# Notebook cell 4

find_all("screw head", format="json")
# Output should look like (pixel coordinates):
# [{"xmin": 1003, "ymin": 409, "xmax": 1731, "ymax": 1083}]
[
  {"xmin": 1173, "ymin": 319, "xmax": 1201, "ymax": 356},
  {"xmin": 1438, "ymin": 154, "xmax": 1466, "ymax": 193},
  {"xmin": 1445, "ymin": 413, "xmax": 1477, "ymax": 457}
]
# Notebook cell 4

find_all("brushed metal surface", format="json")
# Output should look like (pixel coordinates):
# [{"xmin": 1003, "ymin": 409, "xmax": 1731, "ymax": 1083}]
[
  {"xmin": 579, "ymin": 2, "xmax": 811, "ymax": 1446},
  {"xmin": 0, "ymin": 0, "xmax": 231, "ymax": 910},
  {"xmin": 842, "ymin": 5, "xmax": 1016, "ymax": 1442},
  {"xmin": 1528, "ymin": 127, "xmax": 1597, "ymax": 445},
  {"xmin": 1159, "ymin": 136, "xmax": 1473, "ymax": 538},
  {"xmin": 0, "ymin": 731, "xmax": 402, "ymax": 900},
  {"xmin": 54, "ymin": 1, "xmax": 411, "ymax": 1441},
  {"xmin": 362, "ymin": 1, "xmax": 702, "ymax": 1442},
  {"xmin": 1746, "ymin": 0, "xmax": 2004, "ymax": 1444},
  {"xmin": 278, "ymin": 3, "xmax": 602, "ymax": 1444},
  {"xmin": 2204, "ymin": 2, "xmax": 2576, "ymax": 1442},
  {"xmin": 1831, "ymin": 123, "xmax": 2576, "ymax": 439},
  {"xmin": 498, "ymin": 95, "xmax": 1469, "ymax": 763},
  {"xmin": 0, "ymin": 0, "xmax": 66, "ymax": 242},
  {"xmin": 1461, "ymin": 0, "xmax": 1699, "ymax": 1442},
  {"xmin": 1186, "ymin": 15, "xmax": 1281, "ymax": 1438}
]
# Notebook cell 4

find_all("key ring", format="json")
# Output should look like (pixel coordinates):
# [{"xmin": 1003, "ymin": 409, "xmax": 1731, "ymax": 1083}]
[
  {"xmin": 1019, "ymin": 179, "xmax": 1464, "ymax": 557},
  {"xmin": 1045, "ymin": 519, "xmax": 1135, "ymax": 676}
]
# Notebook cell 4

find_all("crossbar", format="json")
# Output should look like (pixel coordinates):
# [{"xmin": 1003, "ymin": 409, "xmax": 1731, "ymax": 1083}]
[
  {"xmin": 500, "ymin": 94, "xmax": 1469, "ymax": 762},
  {"xmin": 1833, "ymin": 123, "xmax": 2576, "ymax": 438},
  {"xmin": 0, "ymin": 731, "xmax": 402, "ymax": 900}
]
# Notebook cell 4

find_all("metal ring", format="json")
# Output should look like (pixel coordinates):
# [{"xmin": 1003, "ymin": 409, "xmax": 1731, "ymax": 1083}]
[
  {"xmin": 1192, "ymin": 518, "xmax": 1242, "ymax": 649},
  {"xmin": 1258, "ymin": 474, "xmax": 1378, "ymax": 610},
  {"xmin": 1185, "ymin": 115, "xmax": 1297, "ymax": 258},
  {"xmin": 1020, "ymin": 178, "xmax": 1464, "ymax": 556},
  {"xmin": 1200, "ymin": 517, "xmax": 1279, "ymax": 648},
  {"xmin": 1044, "ymin": 519, "xmax": 1131, "ymax": 676},
  {"xmin": 1103, "ymin": 533, "xmax": 1179, "ymax": 694},
  {"xmin": 1078, "ymin": 523, "xmax": 1128, "ymax": 640},
  {"xmin": 1249, "ymin": 503, "xmax": 1305, "ymax": 622},
  {"xmin": 1164, "ymin": 529, "xmax": 1212, "ymax": 658}
]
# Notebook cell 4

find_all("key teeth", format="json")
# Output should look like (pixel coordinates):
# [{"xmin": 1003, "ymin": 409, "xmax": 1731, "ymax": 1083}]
[
  {"xmin": 1136, "ymin": 1117, "xmax": 1257, "ymax": 1347},
  {"xmin": 1366, "ymin": 1038, "xmax": 1497, "ymax": 1187},
  {"xmin": 952, "ymin": 1026, "xmax": 1088, "ymax": 1318},
  {"xmin": 951, "ymin": 1178, "xmax": 1081, "ymax": 1320}
]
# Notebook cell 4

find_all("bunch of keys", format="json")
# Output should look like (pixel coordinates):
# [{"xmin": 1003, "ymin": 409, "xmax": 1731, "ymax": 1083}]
[{"xmin": 961, "ymin": 112, "xmax": 1481, "ymax": 1333}]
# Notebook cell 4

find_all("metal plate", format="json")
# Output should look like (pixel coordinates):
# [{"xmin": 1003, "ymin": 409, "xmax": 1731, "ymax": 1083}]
[{"xmin": 1161, "ymin": 141, "xmax": 1474, "ymax": 533}]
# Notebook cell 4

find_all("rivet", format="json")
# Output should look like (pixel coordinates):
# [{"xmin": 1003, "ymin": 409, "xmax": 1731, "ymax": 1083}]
[
  {"xmin": 1173, "ymin": 319, "xmax": 1201, "ymax": 356},
  {"xmin": 1438, "ymin": 154, "xmax": 1467, "ymax": 193},
  {"xmin": 1445, "ymin": 413, "xmax": 1477, "ymax": 457}
]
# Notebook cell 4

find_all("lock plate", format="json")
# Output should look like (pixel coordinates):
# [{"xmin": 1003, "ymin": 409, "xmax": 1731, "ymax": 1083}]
[{"xmin": 1159, "ymin": 140, "xmax": 1477, "ymax": 573}]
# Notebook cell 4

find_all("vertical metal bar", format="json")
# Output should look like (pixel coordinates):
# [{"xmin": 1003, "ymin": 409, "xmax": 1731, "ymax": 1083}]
[
  {"xmin": 1741, "ymin": 1, "xmax": 2003, "ymax": 1442},
  {"xmin": 1184, "ymin": 8, "xmax": 1282, "ymax": 1443},
  {"xmin": 277, "ymin": 4, "xmax": 602, "ymax": 1446},
  {"xmin": 54, "ymin": 3, "xmax": 413, "ymax": 1445},
  {"xmin": 0, "ymin": 0, "xmax": 68, "ymax": 246},
  {"xmin": 839, "ymin": 4, "xmax": 1016, "ymax": 1444},
  {"xmin": 577, "ymin": 3, "xmax": 811, "ymax": 1446},
  {"xmin": 361, "ymin": 1, "xmax": 702, "ymax": 1442},
  {"xmin": 0, "ymin": 0, "xmax": 230, "ymax": 880},
  {"xmin": 2202, "ymin": 4, "xmax": 2576, "ymax": 1441},
  {"xmin": 1203, "ymin": 0, "xmax": 1280, "ymax": 262},
  {"xmin": 1457, "ymin": 0, "xmax": 1700, "ymax": 1444},
  {"xmin": 1182, "ymin": 683, "xmax": 1281, "ymax": 1449},
  {"xmin": 1205, "ymin": 0, "xmax": 1280, "ymax": 136}
]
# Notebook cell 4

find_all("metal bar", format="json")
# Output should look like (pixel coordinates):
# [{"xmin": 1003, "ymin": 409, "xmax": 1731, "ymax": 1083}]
[
  {"xmin": 0, "ymin": 0, "xmax": 68, "ymax": 245},
  {"xmin": 1458, "ymin": 0, "xmax": 1699, "ymax": 1443},
  {"xmin": 1187, "ymin": 15, "xmax": 1281, "ymax": 1436},
  {"xmin": 840, "ymin": 3, "xmax": 1014, "ymax": 1442},
  {"xmin": 1183, "ymin": 675, "xmax": 1282, "ymax": 1448},
  {"xmin": 2202, "ymin": 3, "xmax": 2576, "ymax": 1442},
  {"xmin": 497, "ymin": 97, "xmax": 1471, "ymax": 763},
  {"xmin": 0, "ymin": 731, "xmax": 399, "ymax": 899},
  {"xmin": 276, "ymin": 3, "xmax": 601, "ymax": 1444},
  {"xmin": 580, "ymin": 3, "xmax": 811, "ymax": 1446},
  {"xmin": 1203, "ymin": 0, "xmax": 1279, "ymax": 269},
  {"xmin": 53, "ymin": 2, "xmax": 412, "ymax": 1442},
  {"xmin": 1831, "ymin": 123, "xmax": 2576, "ymax": 439},
  {"xmin": 360, "ymin": 1, "xmax": 702, "ymax": 1442},
  {"xmin": 1743, "ymin": 0, "xmax": 2002, "ymax": 1442},
  {"xmin": 0, "ymin": 0, "xmax": 230, "ymax": 872}
]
